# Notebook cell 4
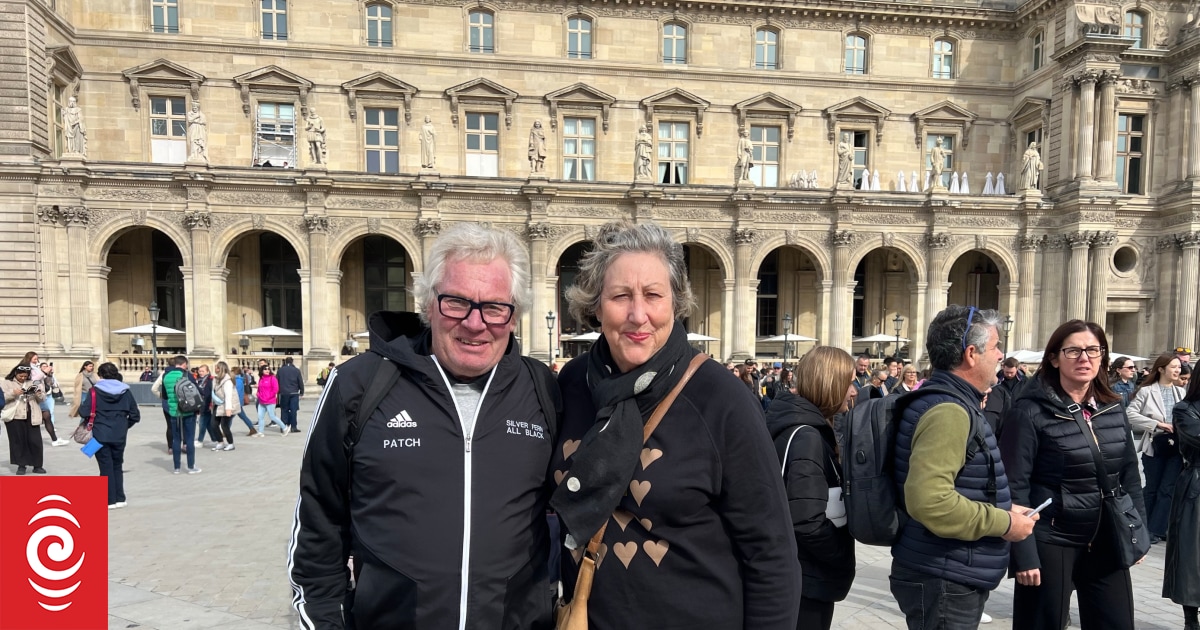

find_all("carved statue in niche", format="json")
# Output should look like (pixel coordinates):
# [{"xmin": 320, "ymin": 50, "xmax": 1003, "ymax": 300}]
[
  {"xmin": 634, "ymin": 124, "xmax": 653, "ymax": 181},
  {"xmin": 305, "ymin": 109, "xmax": 327, "ymax": 165},
  {"xmin": 420, "ymin": 115, "xmax": 436, "ymax": 169},
  {"xmin": 187, "ymin": 102, "xmax": 208, "ymax": 162},
  {"xmin": 62, "ymin": 96, "xmax": 87, "ymax": 156},
  {"xmin": 835, "ymin": 133, "xmax": 853, "ymax": 188},
  {"xmin": 930, "ymin": 137, "xmax": 947, "ymax": 190},
  {"xmin": 735, "ymin": 127, "xmax": 754, "ymax": 182},
  {"xmin": 1020, "ymin": 142, "xmax": 1043, "ymax": 191},
  {"xmin": 528, "ymin": 120, "xmax": 546, "ymax": 173}
]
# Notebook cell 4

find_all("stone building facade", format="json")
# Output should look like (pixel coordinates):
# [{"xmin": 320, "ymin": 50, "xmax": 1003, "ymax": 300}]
[{"xmin": 3, "ymin": 0, "xmax": 1200, "ymax": 379}]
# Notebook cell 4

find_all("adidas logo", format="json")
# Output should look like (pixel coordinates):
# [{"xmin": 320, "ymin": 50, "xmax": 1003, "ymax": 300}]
[{"xmin": 386, "ymin": 410, "xmax": 418, "ymax": 429}]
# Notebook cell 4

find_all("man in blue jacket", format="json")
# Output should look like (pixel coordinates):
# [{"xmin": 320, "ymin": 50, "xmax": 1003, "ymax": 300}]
[{"xmin": 276, "ymin": 356, "xmax": 304, "ymax": 433}]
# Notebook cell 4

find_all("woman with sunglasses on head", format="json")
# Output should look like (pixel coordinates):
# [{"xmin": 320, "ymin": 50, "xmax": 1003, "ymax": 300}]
[
  {"xmin": 2, "ymin": 362, "xmax": 47, "ymax": 474},
  {"xmin": 1127, "ymin": 352, "xmax": 1186, "ymax": 544},
  {"xmin": 999, "ymin": 320, "xmax": 1146, "ymax": 630},
  {"xmin": 1109, "ymin": 356, "xmax": 1137, "ymax": 406}
]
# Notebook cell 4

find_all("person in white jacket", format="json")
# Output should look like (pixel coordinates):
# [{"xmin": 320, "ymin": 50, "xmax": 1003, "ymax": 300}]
[
  {"xmin": 210, "ymin": 362, "xmax": 240, "ymax": 452},
  {"xmin": 1127, "ymin": 352, "xmax": 1186, "ymax": 542}
]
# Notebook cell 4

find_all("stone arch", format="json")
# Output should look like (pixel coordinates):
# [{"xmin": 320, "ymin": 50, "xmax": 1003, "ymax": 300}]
[
  {"xmin": 91, "ymin": 217, "xmax": 194, "ymax": 270},
  {"xmin": 211, "ymin": 216, "xmax": 310, "ymax": 270},
  {"xmin": 847, "ymin": 236, "xmax": 926, "ymax": 284},
  {"xmin": 676, "ymin": 230, "xmax": 734, "ymax": 277},
  {"xmin": 940, "ymin": 241, "xmax": 1016, "ymax": 286},
  {"xmin": 328, "ymin": 223, "xmax": 423, "ymax": 273},
  {"xmin": 748, "ymin": 233, "xmax": 830, "ymax": 282},
  {"xmin": 546, "ymin": 230, "xmax": 592, "ymax": 278}
]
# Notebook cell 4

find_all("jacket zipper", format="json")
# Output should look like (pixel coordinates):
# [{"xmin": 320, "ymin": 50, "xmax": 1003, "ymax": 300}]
[{"xmin": 431, "ymin": 357, "xmax": 497, "ymax": 630}]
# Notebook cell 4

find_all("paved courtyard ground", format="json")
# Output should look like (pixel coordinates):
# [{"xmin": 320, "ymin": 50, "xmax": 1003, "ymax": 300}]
[{"xmin": 0, "ymin": 398, "xmax": 1186, "ymax": 629}]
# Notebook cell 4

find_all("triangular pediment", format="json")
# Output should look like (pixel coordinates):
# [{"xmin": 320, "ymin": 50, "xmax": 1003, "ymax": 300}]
[
  {"xmin": 342, "ymin": 72, "xmax": 418, "ymax": 96},
  {"xmin": 445, "ymin": 77, "xmax": 519, "ymax": 101},
  {"xmin": 825, "ymin": 96, "xmax": 891, "ymax": 119},
  {"xmin": 641, "ymin": 87, "xmax": 710, "ymax": 110},
  {"xmin": 1007, "ymin": 97, "xmax": 1050, "ymax": 125},
  {"xmin": 122, "ymin": 58, "xmax": 205, "ymax": 84},
  {"xmin": 234, "ymin": 65, "xmax": 313, "ymax": 90},
  {"xmin": 48, "ymin": 46, "xmax": 84, "ymax": 83},
  {"xmin": 735, "ymin": 92, "xmax": 802, "ymax": 116},
  {"xmin": 912, "ymin": 100, "xmax": 978, "ymax": 124},
  {"xmin": 545, "ymin": 83, "xmax": 615, "ymax": 107}
]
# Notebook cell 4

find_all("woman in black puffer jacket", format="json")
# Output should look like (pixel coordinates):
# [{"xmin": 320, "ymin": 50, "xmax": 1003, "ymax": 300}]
[
  {"xmin": 764, "ymin": 347, "xmax": 856, "ymax": 630},
  {"xmin": 999, "ymin": 320, "xmax": 1146, "ymax": 630},
  {"xmin": 1165, "ymin": 375, "xmax": 1200, "ymax": 630}
]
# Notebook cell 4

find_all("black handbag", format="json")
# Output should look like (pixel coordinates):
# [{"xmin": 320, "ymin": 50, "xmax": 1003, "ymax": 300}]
[{"xmin": 1067, "ymin": 403, "xmax": 1151, "ymax": 569}]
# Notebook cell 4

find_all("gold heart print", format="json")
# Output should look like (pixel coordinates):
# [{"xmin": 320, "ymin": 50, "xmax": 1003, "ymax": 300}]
[
  {"xmin": 643, "ymin": 540, "xmax": 669, "ymax": 567},
  {"xmin": 629, "ymin": 480, "xmax": 651, "ymax": 506},
  {"xmin": 553, "ymin": 470, "xmax": 566, "ymax": 485},
  {"xmin": 639, "ymin": 448, "xmax": 663, "ymax": 470},
  {"xmin": 613, "ymin": 541, "xmax": 638, "ymax": 568},
  {"xmin": 638, "ymin": 518, "xmax": 653, "ymax": 531},
  {"xmin": 612, "ymin": 510, "xmax": 634, "ymax": 531},
  {"xmin": 562, "ymin": 439, "xmax": 581, "ymax": 460}
]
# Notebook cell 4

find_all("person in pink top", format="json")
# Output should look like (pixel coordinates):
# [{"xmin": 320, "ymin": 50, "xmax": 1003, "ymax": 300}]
[{"xmin": 254, "ymin": 366, "xmax": 288, "ymax": 436}]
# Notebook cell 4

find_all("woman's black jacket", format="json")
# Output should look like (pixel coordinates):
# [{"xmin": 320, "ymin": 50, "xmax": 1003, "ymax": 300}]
[
  {"xmin": 999, "ymin": 378, "xmax": 1146, "ymax": 572},
  {"xmin": 89, "ymin": 380, "xmax": 141, "ymax": 445},
  {"xmin": 764, "ymin": 390, "xmax": 855, "ymax": 602}
]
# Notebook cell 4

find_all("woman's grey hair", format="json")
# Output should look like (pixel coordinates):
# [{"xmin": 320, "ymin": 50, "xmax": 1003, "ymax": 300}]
[
  {"xmin": 565, "ymin": 220, "xmax": 695, "ymax": 326},
  {"xmin": 412, "ymin": 223, "xmax": 531, "ymax": 323},
  {"xmin": 925, "ymin": 304, "xmax": 1002, "ymax": 371}
]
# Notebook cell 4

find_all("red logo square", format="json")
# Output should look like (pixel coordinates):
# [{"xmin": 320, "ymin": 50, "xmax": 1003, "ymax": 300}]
[{"xmin": 0, "ymin": 477, "xmax": 108, "ymax": 630}]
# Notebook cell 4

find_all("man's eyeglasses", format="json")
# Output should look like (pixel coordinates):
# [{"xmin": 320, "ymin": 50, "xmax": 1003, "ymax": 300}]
[
  {"xmin": 960, "ymin": 306, "xmax": 977, "ymax": 351},
  {"xmin": 437, "ymin": 294, "xmax": 515, "ymax": 325},
  {"xmin": 1059, "ymin": 346, "xmax": 1105, "ymax": 360}
]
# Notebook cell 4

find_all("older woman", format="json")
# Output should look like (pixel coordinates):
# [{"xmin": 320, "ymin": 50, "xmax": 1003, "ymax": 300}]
[
  {"xmin": 894, "ymin": 364, "xmax": 920, "ymax": 394},
  {"xmin": 765, "ymin": 346, "xmax": 856, "ymax": 629},
  {"xmin": 999, "ymin": 320, "xmax": 1146, "ymax": 630},
  {"xmin": 89, "ymin": 363, "xmax": 140, "ymax": 508},
  {"xmin": 1127, "ymin": 352, "xmax": 1185, "ymax": 543},
  {"xmin": 1166, "ymin": 373, "xmax": 1200, "ymax": 630},
  {"xmin": 550, "ymin": 221, "xmax": 801, "ymax": 629},
  {"xmin": 2, "ymin": 362, "xmax": 47, "ymax": 474}
]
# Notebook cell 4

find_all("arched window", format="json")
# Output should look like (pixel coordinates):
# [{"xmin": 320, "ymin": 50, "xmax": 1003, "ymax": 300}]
[
  {"xmin": 755, "ymin": 28, "xmax": 779, "ymax": 70},
  {"xmin": 932, "ymin": 38, "xmax": 955, "ymax": 79},
  {"xmin": 1031, "ymin": 29, "xmax": 1044, "ymax": 71},
  {"xmin": 366, "ymin": 2, "xmax": 392, "ymax": 47},
  {"xmin": 845, "ymin": 33, "xmax": 868, "ymax": 74},
  {"xmin": 567, "ymin": 16, "xmax": 592, "ymax": 59},
  {"xmin": 663, "ymin": 22, "xmax": 687, "ymax": 64},
  {"xmin": 468, "ymin": 10, "xmax": 494, "ymax": 53},
  {"xmin": 1124, "ymin": 11, "xmax": 1146, "ymax": 48}
]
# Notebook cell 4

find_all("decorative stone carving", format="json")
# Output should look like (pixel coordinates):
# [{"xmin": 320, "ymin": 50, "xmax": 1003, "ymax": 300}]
[
  {"xmin": 421, "ymin": 116, "xmax": 436, "ymax": 169},
  {"xmin": 367, "ymin": 217, "xmax": 382, "ymax": 234},
  {"xmin": 944, "ymin": 215, "xmax": 1019, "ymax": 228},
  {"xmin": 306, "ymin": 110, "xmax": 327, "ymax": 165},
  {"xmin": 832, "ymin": 230, "xmax": 856, "ymax": 247},
  {"xmin": 1041, "ymin": 235, "xmax": 1066, "ymax": 250},
  {"xmin": 926, "ymin": 233, "xmax": 953, "ymax": 249},
  {"xmin": 1092, "ymin": 231, "xmax": 1117, "ymax": 247},
  {"xmin": 37, "ymin": 206, "xmax": 62, "ymax": 224},
  {"xmin": 62, "ymin": 96, "xmax": 87, "ymax": 157},
  {"xmin": 976, "ymin": 234, "xmax": 988, "ymax": 250},
  {"xmin": 187, "ymin": 102, "xmax": 208, "ymax": 163},
  {"xmin": 89, "ymin": 187, "xmax": 183, "ymax": 202},
  {"xmin": 1065, "ymin": 232, "xmax": 1093, "ymax": 248},
  {"xmin": 209, "ymin": 191, "xmax": 305, "ymax": 206},
  {"xmin": 528, "ymin": 120, "xmax": 547, "ymax": 173},
  {"xmin": 61, "ymin": 206, "xmax": 89, "ymax": 226},
  {"xmin": 416, "ymin": 219, "xmax": 442, "ymax": 237},
  {"xmin": 1019, "ymin": 235, "xmax": 1042, "ymax": 251},
  {"xmin": 528, "ymin": 222, "xmax": 551, "ymax": 239},
  {"xmin": 1074, "ymin": 69, "xmax": 1102, "ymax": 86},
  {"xmin": 835, "ymin": 133, "xmax": 854, "ymax": 189},
  {"xmin": 635, "ymin": 125, "xmax": 653, "ymax": 181},
  {"xmin": 304, "ymin": 215, "xmax": 330, "ymax": 233},
  {"xmin": 38, "ymin": 185, "xmax": 80, "ymax": 197},
  {"xmin": 733, "ymin": 229, "xmax": 756, "ymax": 245},
  {"xmin": 182, "ymin": 210, "xmax": 212, "ymax": 230},
  {"xmin": 187, "ymin": 188, "xmax": 207, "ymax": 202},
  {"xmin": 1159, "ymin": 236, "xmax": 1179, "ymax": 251},
  {"xmin": 1177, "ymin": 232, "xmax": 1200, "ymax": 248},
  {"xmin": 1117, "ymin": 79, "xmax": 1158, "ymax": 95},
  {"xmin": 882, "ymin": 232, "xmax": 896, "ymax": 247},
  {"xmin": 251, "ymin": 214, "xmax": 265, "ymax": 229},
  {"xmin": 1020, "ymin": 142, "xmax": 1043, "ymax": 191}
]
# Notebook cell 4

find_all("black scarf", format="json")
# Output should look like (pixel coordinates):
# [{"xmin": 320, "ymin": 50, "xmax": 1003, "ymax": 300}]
[{"xmin": 550, "ymin": 322, "xmax": 696, "ymax": 546}]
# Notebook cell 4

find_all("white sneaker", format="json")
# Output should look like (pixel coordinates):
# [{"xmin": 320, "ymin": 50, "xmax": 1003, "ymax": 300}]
[
  {"xmin": 187, "ymin": 467, "xmax": 202, "ymax": 474},
  {"xmin": 282, "ymin": 426, "xmax": 291, "ymax": 436},
  {"xmin": 211, "ymin": 442, "xmax": 225, "ymax": 451},
  {"xmin": 114, "ymin": 501, "xmax": 127, "ymax": 508},
  {"xmin": 980, "ymin": 612, "xmax": 993, "ymax": 624},
  {"xmin": 52, "ymin": 439, "xmax": 70, "ymax": 447},
  {"xmin": 223, "ymin": 444, "xmax": 235, "ymax": 451},
  {"xmin": 194, "ymin": 440, "xmax": 202, "ymax": 448}
]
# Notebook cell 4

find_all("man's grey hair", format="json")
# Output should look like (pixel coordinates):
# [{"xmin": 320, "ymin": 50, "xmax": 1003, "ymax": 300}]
[
  {"xmin": 565, "ymin": 220, "xmax": 695, "ymax": 326},
  {"xmin": 872, "ymin": 368, "xmax": 890, "ymax": 380},
  {"xmin": 926, "ymin": 304, "xmax": 1002, "ymax": 371},
  {"xmin": 412, "ymin": 223, "xmax": 531, "ymax": 323}
]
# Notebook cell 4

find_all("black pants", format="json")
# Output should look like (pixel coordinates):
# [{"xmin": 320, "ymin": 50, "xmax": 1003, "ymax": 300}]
[
  {"xmin": 797, "ymin": 596, "xmax": 835, "ymax": 630},
  {"xmin": 1143, "ymin": 450, "xmax": 1183, "ymax": 537},
  {"xmin": 40, "ymin": 411, "xmax": 59, "ymax": 441},
  {"xmin": 890, "ymin": 562, "xmax": 989, "ymax": 630},
  {"xmin": 1012, "ymin": 536, "xmax": 1135, "ymax": 630},
  {"xmin": 96, "ymin": 441, "xmax": 126, "ymax": 505},
  {"xmin": 212, "ymin": 415, "xmax": 233, "ymax": 445}
]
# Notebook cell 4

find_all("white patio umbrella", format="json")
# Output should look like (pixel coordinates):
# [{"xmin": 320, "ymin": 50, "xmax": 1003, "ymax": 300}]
[
  {"xmin": 1109, "ymin": 351, "xmax": 1150, "ymax": 362},
  {"xmin": 563, "ymin": 331, "xmax": 601, "ymax": 342},
  {"xmin": 233, "ymin": 325, "xmax": 301, "ymax": 350},
  {"xmin": 762, "ymin": 333, "xmax": 818, "ymax": 343},
  {"xmin": 687, "ymin": 333, "xmax": 720, "ymax": 342},
  {"xmin": 353, "ymin": 331, "xmax": 370, "ymax": 338},
  {"xmin": 1006, "ymin": 349, "xmax": 1044, "ymax": 364},
  {"xmin": 854, "ymin": 334, "xmax": 911, "ymax": 344},
  {"xmin": 112, "ymin": 323, "xmax": 185, "ymax": 335}
]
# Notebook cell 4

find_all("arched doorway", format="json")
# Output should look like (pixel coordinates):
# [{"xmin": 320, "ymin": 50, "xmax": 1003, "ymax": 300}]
[
  {"xmin": 338, "ymin": 235, "xmax": 414, "ymax": 355},
  {"xmin": 757, "ymin": 246, "xmax": 821, "ymax": 361},
  {"xmin": 947, "ymin": 251, "xmax": 1001, "ymax": 311},
  {"xmin": 225, "ymin": 231, "xmax": 303, "ymax": 356},
  {"xmin": 682, "ymin": 243, "xmax": 727, "ymax": 358},
  {"xmin": 104, "ymin": 228, "xmax": 187, "ymax": 371},
  {"xmin": 556, "ymin": 241, "xmax": 592, "ymax": 359},
  {"xmin": 852, "ymin": 248, "xmax": 917, "ymax": 359}
]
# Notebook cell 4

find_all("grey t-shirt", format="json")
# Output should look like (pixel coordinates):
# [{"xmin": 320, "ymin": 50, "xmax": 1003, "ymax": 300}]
[{"xmin": 450, "ymin": 378, "xmax": 486, "ymax": 437}]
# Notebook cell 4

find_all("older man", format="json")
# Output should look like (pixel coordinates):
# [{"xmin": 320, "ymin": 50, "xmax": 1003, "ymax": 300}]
[
  {"xmin": 890, "ymin": 306, "xmax": 1038, "ymax": 630},
  {"xmin": 289, "ymin": 223, "xmax": 558, "ymax": 630}
]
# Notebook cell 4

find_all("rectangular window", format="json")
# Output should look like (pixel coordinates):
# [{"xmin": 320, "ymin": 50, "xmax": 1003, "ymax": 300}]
[
  {"xmin": 1032, "ymin": 31, "xmax": 1044, "ymax": 71},
  {"xmin": 567, "ymin": 17, "xmax": 592, "ymax": 59},
  {"xmin": 150, "ymin": 96, "xmax": 187, "ymax": 164},
  {"xmin": 845, "ymin": 35, "xmax": 867, "ymax": 74},
  {"xmin": 364, "ymin": 107, "xmax": 400, "ymax": 174},
  {"xmin": 657, "ymin": 121, "xmax": 689, "ymax": 185},
  {"xmin": 50, "ymin": 83, "xmax": 65, "ymax": 158},
  {"xmin": 465, "ymin": 112, "xmax": 499, "ymax": 177},
  {"xmin": 151, "ymin": 0, "xmax": 178, "ymax": 33},
  {"xmin": 261, "ymin": 0, "xmax": 287, "ymax": 40},
  {"xmin": 925, "ymin": 134, "xmax": 955, "ymax": 187},
  {"xmin": 755, "ymin": 29, "xmax": 778, "ymax": 70},
  {"xmin": 363, "ymin": 235, "xmax": 407, "ymax": 313},
  {"xmin": 933, "ymin": 39, "xmax": 955, "ymax": 79},
  {"xmin": 1026, "ymin": 128, "xmax": 1043, "ymax": 148},
  {"xmin": 750, "ymin": 125, "xmax": 780, "ymax": 187},
  {"xmin": 366, "ymin": 3, "xmax": 392, "ymax": 46},
  {"xmin": 562, "ymin": 117, "xmax": 596, "ymax": 181},
  {"xmin": 1117, "ymin": 114, "xmax": 1145, "ymax": 194},
  {"xmin": 663, "ymin": 23, "xmax": 686, "ymax": 64},
  {"xmin": 756, "ymin": 251, "xmax": 778, "ymax": 336},
  {"xmin": 254, "ymin": 102, "xmax": 296, "ymax": 168},
  {"xmin": 852, "ymin": 131, "xmax": 870, "ymax": 189},
  {"xmin": 469, "ymin": 11, "xmax": 494, "ymax": 53},
  {"xmin": 1124, "ymin": 12, "xmax": 1145, "ymax": 48}
]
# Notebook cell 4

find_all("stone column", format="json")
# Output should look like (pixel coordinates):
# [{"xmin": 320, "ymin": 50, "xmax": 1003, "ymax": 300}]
[
  {"xmin": 911, "ymin": 282, "xmax": 928, "ymax": 364},
  {"xmin": 721, "ymin": 279, "xmax": 736, "ymax": 361},
  {"xmin": 1065, "ymin": 232, "xmax": 1092, "ymax": 321},
  {"xmin": 1017, "ymin": 236, "xmax": 1039, "ymax": 350},
  {"xmin": 1094, "ymin": 72, "xmax": 1119, "ymax": 183},
  {"xmin": 924, "ymin": 232, "xmax": 951, "ymax": 327},
  {"xmin": 304, "ymin": 215, "xmax": 334, "ymax": 359},
  {"xmin": 416, "ymin": 219, "xmax": 442, "ymax": 270},
  {"xmin": 1088, "ymin": 231, "xmax": 1116, "ymax": 324},
  {"xmin": 732, "ymin": 228, "xmax": 756, "ymax": 360},
  {"xmin": 1039, "ymin": 236, "xmax": 1067, "ymax": 338},
  {"xmin": 1176, "ymin": 232, "xmax": 1200, "ymax": 350},
  {"xmin": 62, "ymin": 207, "xmax": 94, "ymax": 354},
  {"xmin": 183, "ymin": 211, "xmax": 216, "ymax": 355},
  {"xmin": 36, "ymin": 206, "xmax": 67, "ymax": 353},
  {"xmin": 829, "ymin": 231, "xmax": 853, "ymax": 351},
  {"xmin": 1076, "ymin": 71, "xmax": 1099, "ymax": 180},
  {"xmin": 1171, "ymin": 81, "xmax": 1188, "ymax": 182},
  {"xmin": 1190, "ymin": 80, "xmax": 1200, "ymax": 180},
  {"xmin": 87, "ymin": 265, "xmax": 110, "ymax": 359},
  {"xmin": 528, "ymin": 222, "xmax": 552, "ymax": 361},
  {"xmin": 1157, "ymin": 237, "xmax": 1179, "ymax": 351},
  {"xmin": 211, "ymin": 268, "xmax": 230, "ymax": 357},
  {"xmin": 817, "ymin": 280, "xmax": 832, "ymax": 348}
]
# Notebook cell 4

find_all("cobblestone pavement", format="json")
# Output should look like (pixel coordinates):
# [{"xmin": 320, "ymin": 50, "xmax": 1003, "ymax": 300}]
[{"xmin": 0, "ymin": 399, "xmax": 1185, "ymax": 629}]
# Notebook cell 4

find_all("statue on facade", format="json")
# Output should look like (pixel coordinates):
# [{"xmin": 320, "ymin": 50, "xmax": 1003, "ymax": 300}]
[
  {"xmin": 420, "ymin": 115, "xmax": 436, "ymax": 169},
  {"xmin": 1020, "ymin": 141, "xmax": 1044, "ymax": 191},
  {"xmin": 634, "ymin": 124, "xmax": 653, "ymax": 181},
  {"xmin": 528, "ymin": 120, "xmax": 547, "ymax": 173},
  {"xmin": 835, "ymin": 132, "xmax": 854, "ymax": 188},
  {"xmin": 186, "ymin": 101, "xmax": 208, "ymax": 162},
  {"xmin": 305, "ymin": 109, "xmax": 327, "ymax": 165},
  {"xmin": 735, "ymin": 127, "xmax": 754, "ymax": 182},
  {"xmin": 930, "ymin": 137, "xmax": 947, "ymax": 189},
  {"xmin": 62, "ymin": 96, "xmax": 86, "ymax": 156}
]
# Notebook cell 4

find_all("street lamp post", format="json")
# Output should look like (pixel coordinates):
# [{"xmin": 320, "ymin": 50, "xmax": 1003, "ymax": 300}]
[
  {"xmin": 1002, "ymin": 315, "xmax": 1014, "ymax": 355},
  {"xmin": 149, "ymin": 300, "xmax": 161, "ymax": 378},
  {"xmin": 545, "ymin": 311, "xmax": 557, "ymax": 367},
  {"xmin": 782, "ymin": 312, "xmax": 793, "ymax": 366},
  {"xmin": 893, "ymin": 313, "xmax": 904, "ymax": 359}
]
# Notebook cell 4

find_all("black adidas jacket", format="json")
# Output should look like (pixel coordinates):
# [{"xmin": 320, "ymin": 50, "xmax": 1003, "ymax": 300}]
[{"xmin": 288, "ymin": 311, "xmax": 556, "ymax": 630}]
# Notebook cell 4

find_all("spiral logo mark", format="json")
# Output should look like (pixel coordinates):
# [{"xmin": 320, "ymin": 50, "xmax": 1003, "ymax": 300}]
[{"xmin": 26, "ymin": 494, "xmax": 86, "ymax": 612}]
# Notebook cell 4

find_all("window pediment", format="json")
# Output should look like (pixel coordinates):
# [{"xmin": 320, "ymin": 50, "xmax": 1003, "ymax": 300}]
[
  {"xmin": 545, "ymin": 83, "xmax": 616, "ymax": 132},
  {"xmin": 824, "ymin": 96, "xmax": 890, "ymax": 144},
  {"xmin": 121, "ymin": 58, "xmax": 205, "ymax": 110},
  {"xmin": 342, "ymin": 72, "xmax": 418, "ymax": 122},
  {"xmin": 1006, "ymin": 97, "xmax": 1050, "ymax": 149},
  {"xmin": 445, "ymin": 78, "xmax": 518, "ymax": 128},
  {"xmin": 233, "ymin": 65, "xmax": 314, "ymax": 116},
  {"xmin": 912, "ymin": 100, "xmax": 978, "ymax": 147},
  {"xmin": 48, "ymin": 46, "xmax": 84, "ymax": 86},
  {"xmin": 641, "ymin": 88, "xmax": 710, "ymax": 136},
  {"xmin": 735, "ymin": 92, "xmax": 802, "ymax": 141}
]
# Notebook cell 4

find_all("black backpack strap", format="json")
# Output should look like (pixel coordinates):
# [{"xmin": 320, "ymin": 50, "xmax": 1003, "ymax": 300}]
[
  {"xmin": 344, "ymin": 354, "xmax": 402, "ymax": 459},
  {"xmin": 521, "ymin": 356, "xmax": 562, "ymax": 447}
]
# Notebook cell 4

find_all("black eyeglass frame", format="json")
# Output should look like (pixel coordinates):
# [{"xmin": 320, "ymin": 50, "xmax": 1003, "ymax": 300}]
[
  {"xmin": 436, "ymin": 293, "xmax": 516, "ymax": 325},
  {"xmin": 1058, "ymin": 346, "xmax": 1106, "ymax": 360}
]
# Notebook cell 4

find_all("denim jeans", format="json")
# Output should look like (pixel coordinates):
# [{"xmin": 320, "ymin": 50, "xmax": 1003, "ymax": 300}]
[
  {"xmin": 198, "ymin": 410, "xmax": 217, "ymax": 443},
  {"xmin": 170, "ymin": 415, "xmax": 197, "ymax": 470},
  {"xmin": 96, "ymin": 440, "xmax": 126, "ymax": 504},
  {"xmin": 890, "ymin": 562, "xmax": 989, "ymax": 630},
  {"xmin": 237, "ymin": 408, "xmax": 255, "ymax": 430},
  {"xmin": 257, "ymin": 403, "xmax": 286, "ymax": 433},
  {"xmin": 279, "ymin": 393, "xmax": 300, "ymax": 429}
]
